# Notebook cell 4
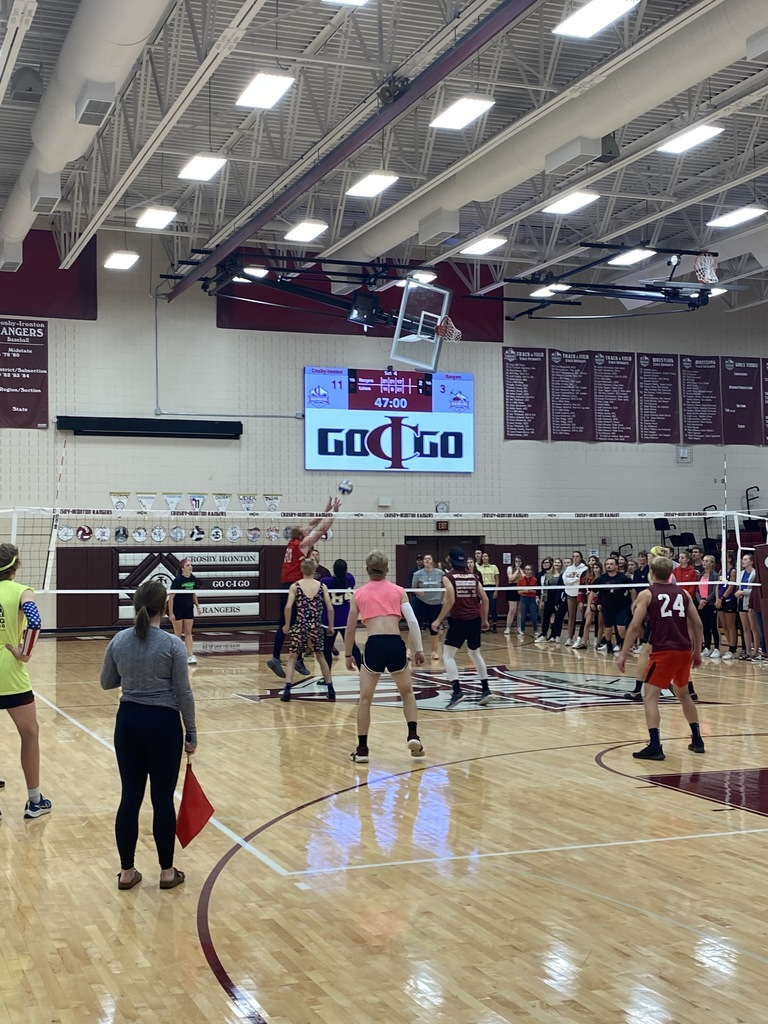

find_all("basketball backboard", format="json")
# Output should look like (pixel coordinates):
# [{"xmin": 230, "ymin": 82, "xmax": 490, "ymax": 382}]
[{"xmin": 391, "ymin": 280, "xmax": 452, "ymax": 372}]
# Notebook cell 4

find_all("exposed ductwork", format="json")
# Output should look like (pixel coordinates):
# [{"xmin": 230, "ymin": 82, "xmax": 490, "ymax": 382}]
[
  {"xmin": 323, "ymin": 0, "xmax": 768, "ymax": 275},
  {"xmin": 0, "ymin": 0, "xmax": 170, "ymax": 268}
]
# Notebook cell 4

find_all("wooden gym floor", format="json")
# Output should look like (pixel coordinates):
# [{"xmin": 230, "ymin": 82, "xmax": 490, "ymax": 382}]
[{"xmin": 2, "ymin": 628, "xmax": 768, "ymax": 1024}]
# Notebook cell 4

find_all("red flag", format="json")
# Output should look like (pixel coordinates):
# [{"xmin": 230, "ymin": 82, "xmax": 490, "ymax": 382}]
[{"xmin": 176, "ymin": 761, "xmax": 214, "ymax": 848}]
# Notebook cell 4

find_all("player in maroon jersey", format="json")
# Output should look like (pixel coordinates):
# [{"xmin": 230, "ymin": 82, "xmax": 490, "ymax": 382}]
[
  {"xmin": 617, "ymin": 556, "xmax": 705, "ymax": 760},
  {"xmin": 432, "ymin": 548, "xmax": 492, "ymax": 709},
  {"xmin": 267, "ymin": 496, "xmax": 340, "ymax": 679}
]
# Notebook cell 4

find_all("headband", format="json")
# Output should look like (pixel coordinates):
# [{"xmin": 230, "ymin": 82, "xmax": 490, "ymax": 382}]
[{"xmin": 0, "ymin": 555, "xmax": 18, "ymax": 572}]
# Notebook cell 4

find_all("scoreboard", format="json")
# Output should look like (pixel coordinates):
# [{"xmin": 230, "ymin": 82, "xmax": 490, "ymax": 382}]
[{"xmin": 304, "ymin": 366, "xmax": 474, "ymax": 473}]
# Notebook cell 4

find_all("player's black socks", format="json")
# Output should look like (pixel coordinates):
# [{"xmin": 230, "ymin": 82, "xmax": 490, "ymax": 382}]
[
  {"xmin": 407, "ymin": 722, "xmax": 419, "ymax": 740},
  {"xmin": 648, "ymin": 727, "xmax": 661, "ymax": 749},
  {"xmin": 632, "ymin": 679, "xmax": 643, "ymax": 694},
  {"xmin": 729, "ymin": 645, "xmax": 737, "ymax": 654},
  {"xmin": 357, "ymin": 734, "xmax": 368, "ymax": 749},
  {"xmin": 690, "ymin": 722, "xmax": 702, "ymax": 744},
  {"xmin": 480, "ymin": 680, "xmax": 490, "ymax": 694}
]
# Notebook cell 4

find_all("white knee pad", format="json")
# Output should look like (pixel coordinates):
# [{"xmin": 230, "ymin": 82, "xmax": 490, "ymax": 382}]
[{"xmin": 442, "ymin": 645, "xmax": 459, "ymax": 682}]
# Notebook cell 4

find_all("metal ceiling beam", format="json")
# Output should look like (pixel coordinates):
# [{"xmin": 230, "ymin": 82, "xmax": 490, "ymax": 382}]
[
  {"xmin": 56, "ymin": 0, "xmax": 274, "ymax": 269},
  {"xmin": 167, "ymin": 0, "xmax": 547, "ymax": 301}
]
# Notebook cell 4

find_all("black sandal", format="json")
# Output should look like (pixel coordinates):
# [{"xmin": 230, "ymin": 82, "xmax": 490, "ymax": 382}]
[{"xmin": 159, "ymin": 868, "xmax": 185, "ymax": 890}]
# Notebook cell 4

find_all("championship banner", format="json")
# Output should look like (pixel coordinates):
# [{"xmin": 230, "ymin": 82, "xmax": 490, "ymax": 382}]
[
  {"xmin": 0, "ymin": 318, "xmax": 48, "ymax": 429},
  {"xmin": 213, "ymin": 493, "xmax": 232, "ymax": 512},
  {"xmin": 263, "ymin": 494, "xmax": 282, "ymax": 512},
  {"xmin": 136, "ymin": 493, "xmax": 156, "ymax": 511},
  {"xmin": 163, "ymin": 493, "xmax": 182, "ymax": 511},
  {"xmin": 188, "ymin": 493, "xmax": 207, "ymax": 511},
  {"xmin": 110, "ymin": 491, "xmax": 131, "ymax": 511},
  {"xmin": 239, "ymin": 494, "xmax": 257, "ymax": 511}
]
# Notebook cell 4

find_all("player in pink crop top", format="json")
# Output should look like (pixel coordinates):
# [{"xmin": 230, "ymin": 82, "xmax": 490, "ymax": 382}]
[{"xmin": 345, "ymin": 550, "xmax": 425, "ymax": 764}]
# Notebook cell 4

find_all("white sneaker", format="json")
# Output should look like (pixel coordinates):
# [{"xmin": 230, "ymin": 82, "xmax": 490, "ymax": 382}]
[
  {"xmin": 722, "ymin": 651, "xmax": 734, "ymax": 661},
  {"xmin": 700, "ymin": 648, "xmax": 710, "ymax": 657},
  {"xmin": 534, "ymin": 634, "xmax": 546, "ymax": 644},
  {"xmin": 564, "ymin": 638, "xmax": 573, "ymax": 647},
  {"xmin": 187, "ymin": 655, "xmax": 198, "ymax": 665},
  {"xmin": 710, "ymin": 649, "xmax": 721, "ymax": 660},
  {"xmin": 504, "ymin": 627, "xmax": 511, "ymax": 635},
  {"xmin": 613, "ymin": 645, "xmax": 622, "ymax": 653},
  {"xmin": 572, "ymin": 639, "xmax": 585, "ymax": 650}
]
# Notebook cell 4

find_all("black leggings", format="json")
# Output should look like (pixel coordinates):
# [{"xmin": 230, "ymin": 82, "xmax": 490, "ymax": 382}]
[
  {"xmin": 114, "ymin": 702, "xmax": 183, "ymax": 871},
  {"xmin": 699, "ymin": 604, "xmax": 720, "ymax": 651},
  {"xmin": 323, "ymin": 627, "xmax": 361, "ymax": 669}
]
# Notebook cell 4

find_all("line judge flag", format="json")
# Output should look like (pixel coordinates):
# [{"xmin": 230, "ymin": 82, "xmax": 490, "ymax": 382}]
[{"xmin": 176, "ymin": 760, "xmax": 214, "ymax": 848}]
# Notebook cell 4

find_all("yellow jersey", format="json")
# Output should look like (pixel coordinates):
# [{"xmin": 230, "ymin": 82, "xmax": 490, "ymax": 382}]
[{"xmin": 0, "ymin": 579, "xmax": 34, "ymax": 695}]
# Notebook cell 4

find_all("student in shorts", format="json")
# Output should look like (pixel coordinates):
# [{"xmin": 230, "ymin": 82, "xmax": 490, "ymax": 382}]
[
  {"xmin": 433, "ymin": 547, "xmax": 492, "ymax": 709},
  {"xmin": 168, "ymin": 557, "xmax": 200, "ymax": 665}
]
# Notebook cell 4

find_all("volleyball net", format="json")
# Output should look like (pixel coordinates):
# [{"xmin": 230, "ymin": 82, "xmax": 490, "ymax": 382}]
[{"xmin": 1, "ymin": 506, "xmax": 763, "ymax": 600}]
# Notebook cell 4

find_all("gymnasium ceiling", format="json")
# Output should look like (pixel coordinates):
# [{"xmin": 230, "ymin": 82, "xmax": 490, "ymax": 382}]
[{"xmin": 3, "ymin": 0, "xmax": 768, "ymax": 313}]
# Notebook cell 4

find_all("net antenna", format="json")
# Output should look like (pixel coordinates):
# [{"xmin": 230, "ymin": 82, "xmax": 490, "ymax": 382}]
[
  {"xmin": 693, "ymin": 252, "xmax": 719, "ymax": 285},
  {"xmin": 391, "ymin": 279, "xmax": 452, "ymax": 372}
]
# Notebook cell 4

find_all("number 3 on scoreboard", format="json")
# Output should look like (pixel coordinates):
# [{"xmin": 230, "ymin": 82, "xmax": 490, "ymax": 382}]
[{"xmin": 657, "ymin": 592, "xmax": 686, "ymax": 617}]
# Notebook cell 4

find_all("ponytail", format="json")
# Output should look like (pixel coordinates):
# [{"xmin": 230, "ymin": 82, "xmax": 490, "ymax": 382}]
[
  {"xmin": 333, "ymin": 558, "xmax": 348, "ymax": 589},
  {"xmin": 133, "ymin": 579, "xmax": 168, "ymax": 639}
]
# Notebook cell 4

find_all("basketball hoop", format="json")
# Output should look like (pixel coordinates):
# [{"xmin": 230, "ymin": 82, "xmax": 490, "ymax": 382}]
[
  {"xmin": 436, "ymin": 315, "xmax": 462, "ymax": 343},
  {"xmin": 693, "ymin": 253, "xmax": 719, "ymax": 285}
]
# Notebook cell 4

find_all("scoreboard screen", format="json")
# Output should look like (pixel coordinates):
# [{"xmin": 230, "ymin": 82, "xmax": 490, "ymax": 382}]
[{"xmin": 304, "ymin": 366, "xmax": 474, "ymax": 473}]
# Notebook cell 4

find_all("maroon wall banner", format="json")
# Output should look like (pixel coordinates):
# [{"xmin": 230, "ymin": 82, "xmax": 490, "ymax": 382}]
[
  {"xmin": 549, "ymin": 350, "xmax": 595, "ymax": 442},
  {"xmin": 0, "ymin": 318, "xmax": 48, "ymax": 429},
  {"xmin": 681, "ymin": 356, "xmax": 722, "ymax": 444},
  {"xmin": 721, "ymin": 357, "xmax": 762, "ymax": 445},
  {"xmin": 592, "ymin": 351, "xmax": 636, "ymax": 442},
  {"xmin": 637, "ymin": 353, "xmax": 680, "ymax": 443},
  {"xmin": 502, "ymin": 347, "xmax": 548, "ymax": 440},
  {"xmin": 0, "ymin": 231, "xmax": 97, "ymax": 321},
  {"xmin": 763, "ymin": 359, "xmax": 768, "ymax": 445}
]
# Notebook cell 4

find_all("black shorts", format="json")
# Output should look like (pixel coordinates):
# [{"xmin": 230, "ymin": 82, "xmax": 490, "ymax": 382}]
[
  {"xmin": 603, "ymin": 606, "xmax": 631, "ymax": 628},
  {"xmin": 719, "ymin": 598, "xmax": 737, "ymax": 614},
  {"xmin": 0, "ymin": 690, "xmax": 34, "ymax": 710},
  {"xmin": 362, "ymin": 635, "xmax": 408, "ymax": 675},
  {"xmin": 421, "ymin": 603, "xmax": 442, "ymax": 634},
  {"xmin": 445, "ymin": 617, "xmax": 482, "ymax": 651}
]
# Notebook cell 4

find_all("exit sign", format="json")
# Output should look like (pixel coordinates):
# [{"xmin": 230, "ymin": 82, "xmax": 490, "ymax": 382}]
[{"xmin": 435, "ymin": 520, "xmax": 449, "ymax": 532}]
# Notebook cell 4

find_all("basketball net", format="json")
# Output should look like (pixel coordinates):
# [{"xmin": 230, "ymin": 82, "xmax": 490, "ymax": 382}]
[
  {"xmin": 436, "ymin": 315, "xmax": 462, "ymax": 343},
  {"xmin": 693, "ymin": 253, "xmax": 719, "ymax": 285}
]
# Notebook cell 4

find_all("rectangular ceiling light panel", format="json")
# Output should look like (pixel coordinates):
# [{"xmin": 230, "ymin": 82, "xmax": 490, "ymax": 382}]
[
  {"xmin": 178, "ymin": 153, "xmax": 227, "ymax": 180},
  {"xmin": 429, "ymin": 95, "xmax": 495, "ymax": 130},
  {"xmin": 542, "ymin": 191, "xmax": 600, "ymax": 215},
  {"xmin": 237, "ymin": 72, "xmax": 295, "ymax": 109},
  {"xmin": 608, "ymin": 248, "xmax": 657, "ymax": 266},
  {"xmin": 657, "ymin": 125, "xmax": 723, "ymax": 155},
  {"xmin": 135, "ymin": 207, "xmax": 178, "ymax": 229},
  {"xmin": 284, "ymin": 220, "xmax": 329, "ymax": 242},
  {"xmin": 346, "ymin": 172, "xmax": 399, "ymax": 197},
  {"xmin": 553, "ymin": 0, "xmax": 641, "ymax": 39},
  {"xmin": 459, "ymin": 236, "xmax": 506, "ymax": 256},
  {"xmin": 706, "ymin": 206, "xmax": 767, "ymax": 229}
]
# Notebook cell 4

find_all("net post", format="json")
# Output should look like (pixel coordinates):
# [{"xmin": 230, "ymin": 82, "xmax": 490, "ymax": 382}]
[
  {"xmin": 11, "ymin": 510, "xmax": 18, "ymax": 545},
  {"xmin": 43, "ymin": 510, "xmax": 59, "ymax": 593}
]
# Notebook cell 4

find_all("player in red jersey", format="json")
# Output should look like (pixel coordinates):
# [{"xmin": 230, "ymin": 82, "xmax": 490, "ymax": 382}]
[
  {"xmin": 617, "ymin": 556, "xmax": 704, "ymax": 760},
  {"xmin": 267, "ymin": 497, "xmax": 340, "ymax": 679}
]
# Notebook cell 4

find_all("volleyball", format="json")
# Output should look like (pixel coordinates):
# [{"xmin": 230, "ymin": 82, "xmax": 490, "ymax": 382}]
[
  {"xmin": 338, "ymin": 479, "xmax": 353, "ymax": 495},
  {"xmin": 76, "ymin": 526, "xmax": 93, "ymax": 541}
]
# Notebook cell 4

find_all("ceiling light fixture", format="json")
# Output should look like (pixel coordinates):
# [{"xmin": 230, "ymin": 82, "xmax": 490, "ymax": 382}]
[
  {"xmin": 530, "ymin": 287, "xmax": 555, "ymax": 298},
  {"xmin": 459, "ymin": 235, "xmax": 506, "ymax": 256},
  {"xmin": 547, "ymin": 283, "xmax": 572, "ymax": 292},
  {"xmin": 346, "ymin": 172, "xmax": 399, "ymax": 197},
  {"xmin": 232, "ymin": 276, "xmax": 251, "ymax": 284},
  {"xmin": 608, "ymin": 247, "xmax": 657, "ymax": 266},
  {"xmin": 236, "ymin": 72, "xmax": 295, "ymax": 109},
  {"xmin": 244, "ymin": 266, "xmax": 269, "ymax": 278},
  {"xmin": 709, "ymin": 287, "xmax": 727, "ymax": 296},
  {"xmin": 706, "ymin": 205, "xmax": 767, "ymax": 228},
  {"xmin": 178, "ymin": 152, "xmax": 227, "ymax": 181},
  {"xmin": 284, "ymin": 220, "xmax": 329, "ymax": 242},
  {"xmin": 657, "ymin": 125, "xmax": 724, "ymax": 155},
  {"xmin": 542, "ymin": 191, "xmax": 601, "ymax": 215},
  {"xmin": 429, "ymin": 94, "xmax": 495, "ymax": 130},
  {"xmin": 321, "ymin": 0, "xmax": 369, "ymax": 5},
  {"xmin": 410, "ymin": 269, "xmax": 437, "ymax": 284},
  {"xmin": 104, "ymin": 250, "xmax": 140, "ymax": 270},
  {"xmin": 553, "ymin": 0, "xmax": 641, "ymax": 39},
  {"xmin": 135, "ymin": 206, "xmax": 178, "ymax": 229}
]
